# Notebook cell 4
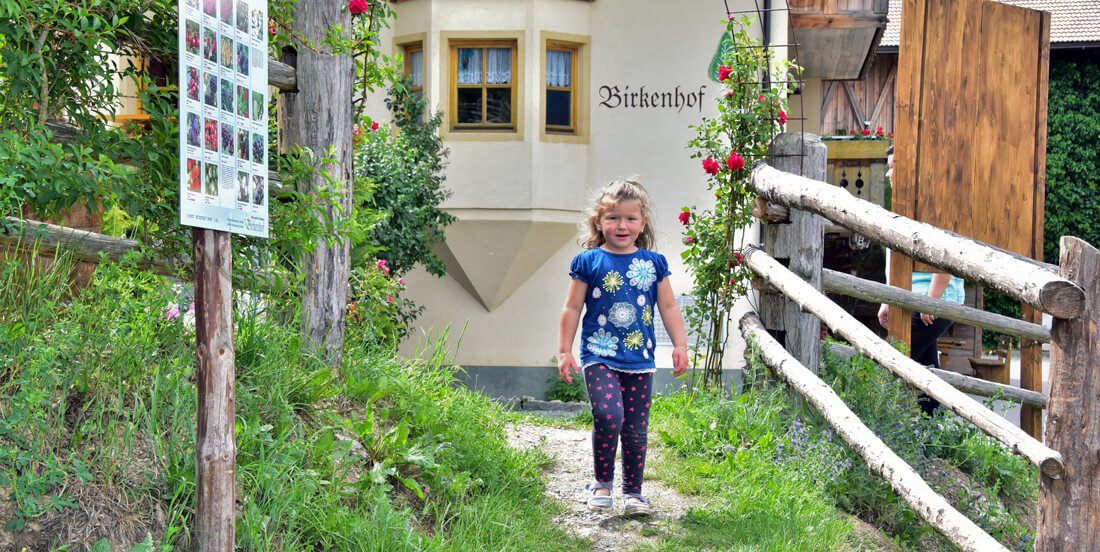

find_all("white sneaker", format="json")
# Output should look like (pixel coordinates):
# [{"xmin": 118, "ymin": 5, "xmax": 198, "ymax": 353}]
[
  {"xmin": 622, "ymin": 494, "xmax": 652, "ymax": 516},
  {"xmin": 585, "ymin": 482, "xmax": 613, "ymax": 511}
]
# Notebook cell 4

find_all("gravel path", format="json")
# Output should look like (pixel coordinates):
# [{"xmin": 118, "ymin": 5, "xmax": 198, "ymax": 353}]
[{"xmin": 507, "ymin": 421, "xmax": 698, "ymax": 551}]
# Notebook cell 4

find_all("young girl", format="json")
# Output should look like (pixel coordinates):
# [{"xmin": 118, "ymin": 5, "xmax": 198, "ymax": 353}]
[{"xmin": 558, "ymin": 178, "xmax": 688, "ymax": 516}]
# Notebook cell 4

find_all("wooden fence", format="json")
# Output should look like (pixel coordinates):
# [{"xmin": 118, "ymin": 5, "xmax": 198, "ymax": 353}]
[{"xmin": 746, "ymin": 135, "xmax": 1097, "ymax": 550}]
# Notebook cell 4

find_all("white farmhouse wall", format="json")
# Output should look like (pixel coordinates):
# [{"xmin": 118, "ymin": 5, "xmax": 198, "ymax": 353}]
[{"xmin": 368, "ymin": 0, "xmax": 791, "ymax": 370}]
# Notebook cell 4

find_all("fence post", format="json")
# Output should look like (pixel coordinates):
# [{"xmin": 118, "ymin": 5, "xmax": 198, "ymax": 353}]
[
  {"xmin": 1038, "ymin": 236, "xmax": 1100, "ymax": 550},
  {"xmin": 760, "ymin": 132, "xmax": 826, "ymax": 372}
]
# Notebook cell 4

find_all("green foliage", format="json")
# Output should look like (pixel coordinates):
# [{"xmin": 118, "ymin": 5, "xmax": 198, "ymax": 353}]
[
  {"xmin": 683, "ymin": 17, "xmax": 799, "ymax": 387},
  {"xmin": 1044, "ymin": 50, "xmax": 1100, "ymax": 263},
  {"xmin": 355, "ymin": 80, "xmax": 454, "ymax": 278},
  {"xmin": 0, "ymin": 257, "xmax": 583, "ymax": 550},
  {"xmin": 544, "ymin": 373, "xmax": 588, "ymax": 403}
]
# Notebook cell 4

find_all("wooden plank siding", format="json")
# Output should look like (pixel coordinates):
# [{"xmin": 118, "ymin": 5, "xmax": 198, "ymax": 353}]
[{"xmin": 821, "ymin": 54, "xmax": 897, "ymax": 134}]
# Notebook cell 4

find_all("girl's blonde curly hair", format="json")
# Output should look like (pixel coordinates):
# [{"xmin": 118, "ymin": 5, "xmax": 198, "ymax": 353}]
[{"xmin": 580, "ymin": 178, "xmax": 657, "ymax": 250}]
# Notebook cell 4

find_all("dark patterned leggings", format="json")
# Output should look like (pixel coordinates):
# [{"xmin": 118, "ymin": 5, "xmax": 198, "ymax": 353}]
[{"xmin": 584, "ymin": 364, "xmax": 654, "ymax": 495}]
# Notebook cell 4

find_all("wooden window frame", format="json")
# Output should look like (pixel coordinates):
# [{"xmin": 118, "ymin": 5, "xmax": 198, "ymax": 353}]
[
  {"xmin": 449, "ymin": 39, "xmax": 518, "ymax": 132},
  {"xmin": 402, "ymin": 41, "xmax": 424, "ymax": 97},
  {"xmin": 544, "ymin": 42, "xmax": 578, "ymax": 134},
  {"xmin": 539, "ymin": 31, "xmax": 589, "ymax": 144}
]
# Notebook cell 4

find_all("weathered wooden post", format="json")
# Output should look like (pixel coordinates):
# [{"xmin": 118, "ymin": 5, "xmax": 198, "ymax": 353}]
[
  {"xmin": 279, "ymin": 0, "xmax": 355, "ymax": 369},
  {"xmin": 1038, "ymin": 236, "xmax": 1099, "ymax": 550},
  {"xmin": 194, "ymin": 228, "xmax": 235, "ymax": 550},
  {"xmin": 759, "ymin": 133, "xmax": 826, "ymax": 372}
]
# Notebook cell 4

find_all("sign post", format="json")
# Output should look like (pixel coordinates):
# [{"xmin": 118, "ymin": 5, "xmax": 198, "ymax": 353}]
[{"xmin": 178, "ymin": 0, "xmax": 269, "ymax": 546}]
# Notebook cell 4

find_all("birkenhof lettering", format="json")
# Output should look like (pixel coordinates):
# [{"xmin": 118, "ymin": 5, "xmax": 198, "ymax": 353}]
[{"xmin": 597, "ymin": 85, "xmax": 707, "ymax": 113}]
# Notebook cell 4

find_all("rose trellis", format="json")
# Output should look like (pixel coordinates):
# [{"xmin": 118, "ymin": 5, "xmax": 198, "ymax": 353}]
[{"xmin": 682, "ymin": 16, "xmax": 799, "ymax": 388}]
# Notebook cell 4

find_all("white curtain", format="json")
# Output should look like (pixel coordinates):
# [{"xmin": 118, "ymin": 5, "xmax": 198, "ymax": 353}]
[
  {"xmin": 546, "ymin": 50, "xmax": 571, "ymax": 88},
  {"xmin": 408, "ymin": 50, "xmax": 424, "ymax": 87},
  {"xmin": 457, "ymin": 48, "xmax": 481, "ymax": 84},
  {"xmin": 486, "ymin": 48, "xmax": 511, "ymax": 84}
]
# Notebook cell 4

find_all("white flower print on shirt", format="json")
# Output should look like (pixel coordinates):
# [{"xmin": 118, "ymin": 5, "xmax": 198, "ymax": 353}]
[
  {"xmin": 586, "ymin": 328, "xmax": 619, "ymax": 357},
  {"xmin": 597, "ymin": 314, "xmax": 607, "ymax": 327},
  {"xmin": 626, "ymin": 258, "xmax": 657, "ymax": 291},
  {"xmin": 608, "ymin": 302, "xmax": 636, "ymax": 328},
  {"xmin": 592, "ymin": 287, "xmax": 602, "ymax": 299}
]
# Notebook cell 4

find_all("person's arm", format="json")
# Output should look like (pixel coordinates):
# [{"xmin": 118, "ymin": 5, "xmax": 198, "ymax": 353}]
[
  {"xmin": 655, "ymin": 279, "xmax": 689, "ymax": 376},
  {"xmin": 558, "ymin": 278, "xmax": 588, "ymax": 383},
  {"xmin": 878, "ymin": 248, "xmax": 892, "ymax": 328},
  {"xmin": 918, "ymin": 273, "xmax": 953, "ymax": 326}
]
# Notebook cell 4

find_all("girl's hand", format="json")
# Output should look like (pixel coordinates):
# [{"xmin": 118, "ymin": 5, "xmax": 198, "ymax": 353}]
[
  {"xmin": 558, "ymin": 352, "xmax": 579, "ymax": 384},
  {"xmin": 877, "ymin": 303, "xmax": 890, "ymax": 329},
  {"xmin": 672, "ymin": 346, "xmax": 688, "ymax": 377}
]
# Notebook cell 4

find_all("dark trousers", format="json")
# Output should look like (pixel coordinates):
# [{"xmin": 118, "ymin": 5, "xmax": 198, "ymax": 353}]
[
  {"xmin": 584, "ymin": 364, "xmax": 654, "ymax": 495},
  {"xmin": 911, "ymin": 313, "xmax": 954, "ymax": 415}
]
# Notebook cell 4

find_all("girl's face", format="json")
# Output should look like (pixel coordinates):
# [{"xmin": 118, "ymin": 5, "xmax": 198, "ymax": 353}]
[{"xmin": 599, "ymin": 199, "xmax": 645, "ymax": 254}]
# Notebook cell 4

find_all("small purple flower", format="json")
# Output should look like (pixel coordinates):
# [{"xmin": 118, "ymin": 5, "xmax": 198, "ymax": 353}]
[{"xmin": 165, "ymin": 302, "xmax": 180, "ymax": 321}]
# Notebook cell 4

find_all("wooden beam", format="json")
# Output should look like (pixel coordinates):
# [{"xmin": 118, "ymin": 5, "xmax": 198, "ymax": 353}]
[
  {"xmin": 741, "ymin": 313, "xmax": 1009, "ymax": 552},
  {"xmin": 749, "ymin": 163, "xmax": 1086, "ymax": 319},
  {"xmin": 268, "ymin": 59, "xmax": 297, "ymax": 92},
  {"xmin": 1038, "ymin": 236, "xmax": 1100, "ymax": 548},
  {"xmin": 2, "ymin": 217, "xmax": 175, "ymax": 276},
  {"xmin": 790, "ymin": 12, "xmax": 888, "ymax": 30},
  {"xmin": 824, "ymin": 342, "xmax": 1048, "ymax": 409},
  {"xmin": 843, "ymin": 82, "xmax": 867, "ymax": 126},
  {"xmin": 744, "ymin": 246, "xmax": 1065, "ymax": 478},
  {"xmin": 822, "ymin": 268, "xmax": 1051, "ymax": 342}
]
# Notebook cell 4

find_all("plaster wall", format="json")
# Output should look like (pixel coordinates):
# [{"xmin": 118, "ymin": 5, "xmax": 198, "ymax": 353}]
[{"xmin": 372, "ymin": 0, "xmax": 790, "ymax": 371}]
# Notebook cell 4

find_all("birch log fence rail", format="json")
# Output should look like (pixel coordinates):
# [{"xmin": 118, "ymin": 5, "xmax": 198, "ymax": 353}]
[{"xmin": 744, "ymin": 156, "xmax": 1098, "ymax": 551}]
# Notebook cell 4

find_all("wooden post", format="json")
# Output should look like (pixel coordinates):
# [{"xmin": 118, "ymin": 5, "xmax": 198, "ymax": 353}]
[
  {"xmin": 279, "ymin": 0, "xmax": 355, "ymax": 369},
  {"xmin": 194, "ymin": 228, "xmax": 235, "ymax": 550},
  {"xmin": 1038, "ymin": 236, "xmax": 1100, "ymax": 550},
  {"xmin": 1019, "ymin": 304, "xmax": 1044, "ymax": 439},
  {"xmin": 760, "ymin": 133, "xmax": 826, "ymax": 372}
]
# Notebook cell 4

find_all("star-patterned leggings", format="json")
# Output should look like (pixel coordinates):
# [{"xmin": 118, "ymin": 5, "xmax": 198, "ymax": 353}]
[{"xmin": 584, "ymin": 364, "xmax": 654, "ymax": 495}]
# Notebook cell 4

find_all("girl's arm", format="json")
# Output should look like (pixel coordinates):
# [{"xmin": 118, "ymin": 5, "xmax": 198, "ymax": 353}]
[
  {"xmin": 656, "ymin": 279, "xmax": 689, "ymax": 376},
  {"xmin": 558, "ymin": 278, "xmax": 588, "ymax": 383}
]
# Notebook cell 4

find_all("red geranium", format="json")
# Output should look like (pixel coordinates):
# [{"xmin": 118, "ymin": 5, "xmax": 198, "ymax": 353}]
[
  {"xmin": 861, "ymin": 128, "xmax": 872, "ymax": 136},
  {"xmin": 702, "ymin": 157, "xmax": 721, "ymax": 175},
  {"xmin": 726, "ymin": 151, "xmax": 745, "ymax": 171},
  {"xmin": 717, "ymin": 65, "xmax": 733, "ymax": 82},
  {"xmin": 348, "ymin": 0, "xmax": 369, "ymax": 14},
  {"xmin": 777, "ymin": 109, "xmax": 787, "ymax": 125}
]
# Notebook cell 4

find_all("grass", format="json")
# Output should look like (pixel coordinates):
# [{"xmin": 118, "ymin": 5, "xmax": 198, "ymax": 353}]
[
  {"xmin": 636, "ymin": 342, "xmax": 1038, "ymax": 552},
  {"xmin": 0, "ymin": 251, "xmax": 586, "ymax": 551}
]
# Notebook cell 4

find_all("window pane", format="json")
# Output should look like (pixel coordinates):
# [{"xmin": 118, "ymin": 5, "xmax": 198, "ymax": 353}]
[
  {"xmin": 458, "ymin": 48, "xmax": 482, "ymax": 84},
  {"xmin": 486, "ymin": 48, "xmax": 512, "ymax": 84},
  {"xmin": 546, "ymin": 89, "xmax": 571, "ymax": 128},
  {"xmin": 408, "ymin": 50, "xmax": 424, "ymax": 87},
  {"xmin": 456, "ymin": 88, "xmax": 483, "ymax": 123},
  {"xmin": 546, "ymin": 50, "xmax": 571, "ymax": 87},
  {"xmin": 486, "ymin": 88, "xmax": 512, "ymax": 124}
]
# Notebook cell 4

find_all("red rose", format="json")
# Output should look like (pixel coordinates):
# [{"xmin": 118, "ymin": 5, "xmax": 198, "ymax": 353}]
[
  {"xmin": 683, "ymin": 236, "xmax": 694, "ymax": 245},
  {"xmin": 717, "ymin": 65, "xmax": 733, "ymax": 82},
  {"xmin": 353, "ymin": 128, "xmax": 362, "ymax": 142},
  {"xmin": 370, "ymin": 120, "xmax": 380, "ymax": 131},
  {"xmin": 348, "ymin": 0, "xmax": 369, "ymax": 14},
  {"xmin": 777, "ymin": 109, "xmax": 787, "ymax": 125},
  {"xmin": 758, "ymin": 94, "xmax": 766, "ymax": 102},
  {"xmin": 861, "ymin": 128, "xmax": 871, "ymax": 136},
  {"xmin": 725, "ymin": 91, "xmax": 734, "ymax": 98},
  {"xmin": 726, "ymin": 151, "xmax": 745, "ymax": 171},
  {"xmin": 269, "ymin": 24, "xmax": 276, "ymax": 37},
  {"xmin": 702, "ymin": 157, "xmax": 721, "ymax": 175},
  {"xmin": 730, "ymin": 251, "xmax": 744, "ymax": 267},
  {"xmin": 678, "ymin": 211, "xmax": 691, "ymax": 226}
]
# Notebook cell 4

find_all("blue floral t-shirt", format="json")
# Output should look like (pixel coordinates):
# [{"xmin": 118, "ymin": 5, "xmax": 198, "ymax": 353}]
[{"xmin": 569, "ymin": 248, "xmax": 671, "ymax": 372}]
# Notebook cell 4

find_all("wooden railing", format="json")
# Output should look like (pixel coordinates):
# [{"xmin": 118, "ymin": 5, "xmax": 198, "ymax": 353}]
[{"xmin": 742, "ymin": 134, "xmax": 1097, "ymax": 551}]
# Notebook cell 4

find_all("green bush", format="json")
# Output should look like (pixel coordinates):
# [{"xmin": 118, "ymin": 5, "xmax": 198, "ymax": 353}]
[{"xmin": 1045, "ymin": 50, "xmax": 1100, "ymax": 263}]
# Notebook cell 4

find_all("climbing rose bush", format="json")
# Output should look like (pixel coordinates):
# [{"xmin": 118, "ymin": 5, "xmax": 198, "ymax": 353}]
[{"xmin": 682, "ymin": 15, "xmax": 800, "ymax": 387}]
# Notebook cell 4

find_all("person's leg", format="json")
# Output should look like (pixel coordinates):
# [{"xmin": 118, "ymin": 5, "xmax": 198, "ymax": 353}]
[
  {"xmin": 584, "ymin": 364, "xmax": 624, "ymax": 488},
  {"xmin": 616, "ymin": 370, "xmax": 654, "ymax": 496},
  {"xmin": 910, "ymin": 314, "xmax": 954, "ymax": 415}
]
